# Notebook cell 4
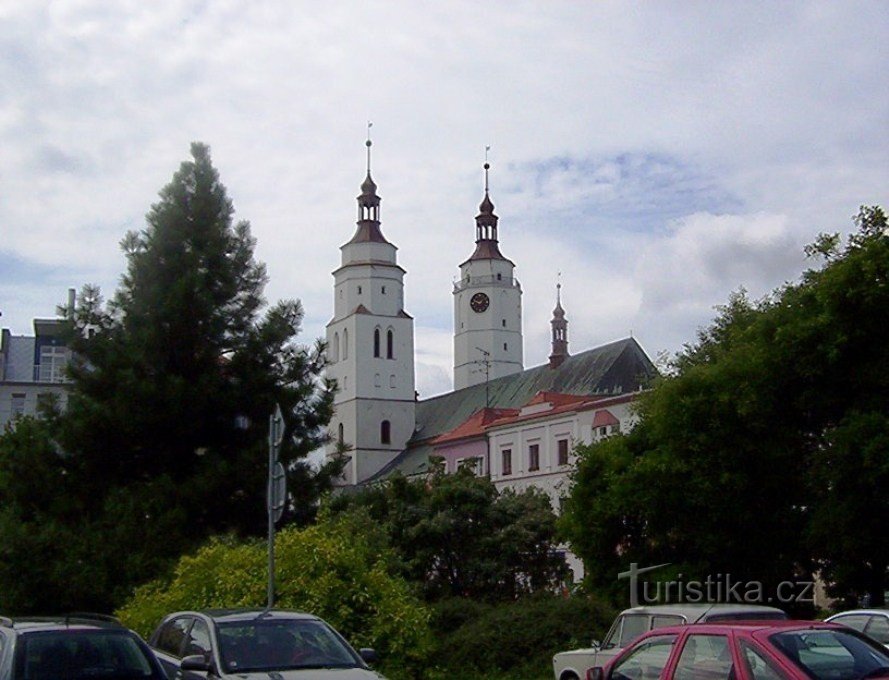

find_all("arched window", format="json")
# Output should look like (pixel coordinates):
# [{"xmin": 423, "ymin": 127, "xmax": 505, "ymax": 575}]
[
  {"xmin": 373, "ymin": 328, "xmax": 381, "ymax": 358},
  {"xmin": 381, "ymin": 420, "xmax": 391, "ymax": 444},
  {"xmin": 332, "ymin": 332, "xmax": 340, "ymax": 362},
  {"xmin": 338, "ymin": 423, "xmax": 344, "ymax": 445},
  {"xmin": 386, "ymin": 329, "xmax": 394, "ymax": 359},
  {"xmin": 343, "ymin": 329, "xmax": 349, "ymax": 359}
]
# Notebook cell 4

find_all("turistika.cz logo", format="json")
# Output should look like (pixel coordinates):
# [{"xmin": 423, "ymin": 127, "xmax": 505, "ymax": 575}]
[{"xmin": 617, "ymin": 562, "xmax": 815, "ymax": 607}]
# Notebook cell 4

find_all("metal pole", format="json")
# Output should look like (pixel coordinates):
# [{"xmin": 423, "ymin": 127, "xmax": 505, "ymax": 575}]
[{"xmin": 267, "ymin": 413, "xmax": 275, "ymax": 610}]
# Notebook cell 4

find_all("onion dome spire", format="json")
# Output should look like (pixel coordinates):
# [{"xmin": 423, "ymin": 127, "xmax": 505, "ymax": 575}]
[
  {"xmin": 549, "ymin": 279, "xmax": 569, "ymax": 368},
  {"xmin": 348, "ymin": 128, "xmax": 389, "ymax": 244},
  {"xmin": 465, "ymin": 152, "xmax": 508, "ymax": 262}
]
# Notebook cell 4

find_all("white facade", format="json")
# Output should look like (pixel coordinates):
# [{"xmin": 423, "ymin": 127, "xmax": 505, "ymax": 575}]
[{"xmin": 326, "ymin": 162, "xmax": 416, "ymax": 485}]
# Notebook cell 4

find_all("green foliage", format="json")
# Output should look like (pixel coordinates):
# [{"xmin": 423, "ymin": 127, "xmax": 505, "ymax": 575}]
[
  {"xmin": 117, "ymin": 514, "xmax": 432, "ymax": 675},
  {"xmin": 328, "ymin": 468, "xmax": 569, "ymax": 602},
  {"xmin": 425, "ymin": 594, "xmax": 615, "ymax": 679},
  {"xmin": 562, "ymin": 205, "xmax": 889, "ymax": 607},
  {"xmin": 0, "ymin": 143, "xmax": 338, "ymax": 613}
]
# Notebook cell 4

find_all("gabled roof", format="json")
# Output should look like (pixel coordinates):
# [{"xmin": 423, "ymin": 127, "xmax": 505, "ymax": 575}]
[
  {"xmin": 365, "ymin": 337, "xmax": 656, "ymax": 482},
  {"xmin": 432, "ymin": 407, "xmax": 520, "ymax": 446}
]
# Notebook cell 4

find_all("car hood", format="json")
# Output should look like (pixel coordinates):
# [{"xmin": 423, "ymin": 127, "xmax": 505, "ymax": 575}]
[
  {"xmin": 555, "ymin": 647, "xmax": 599, "ymax": 657},
  {"xmin": 223, "ymin": 669, "xmax": 385, "ymax": 679}
]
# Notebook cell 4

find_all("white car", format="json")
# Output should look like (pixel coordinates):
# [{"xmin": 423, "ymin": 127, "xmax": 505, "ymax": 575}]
[
  {"xmin": 825, "ymin": 609, "xmax": 889, "ymax": 649},
  {"xmin": 552, "ymin": 603, "xmax": 786, "ymax": 680}
]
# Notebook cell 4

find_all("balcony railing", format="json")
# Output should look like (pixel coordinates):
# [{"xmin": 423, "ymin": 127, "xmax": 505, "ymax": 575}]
[{"xmin": 453, "ymin": 275, "xmax": 521, "ymax": 292}]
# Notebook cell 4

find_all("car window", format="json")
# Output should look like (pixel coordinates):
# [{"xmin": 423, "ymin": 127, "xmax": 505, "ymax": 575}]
[
  {"xmin": 865, "ymin": 616, "xmax": 889, "ymax": 646},
  {"xmin": 673, "ymin": 634, "xmax": 734, "ymax": 680},
  {"xmin": 13, "ymin": 630, "xmax": 158, "ymax": 679},
  {"xmin": 739, "ymin": 640, "xmax": 788, "ymax": 680},
  {"xmin": 770, "ymin": 629, "xmax": 889, "ymax": 680},
  {"xmin": 620, "ymin": 615, "xmax": 652, "ymax": 647},
  {"xmin": 156, "ymin": 617, "xmax": 191, "ymax": 657},
  {"xmin": 653, "ymin": 616, "xmax": 685, "ymax": 630},
  {"xmin": 831, "ymin": 615, "xmax": 872, "ymax": 633},
  {"xmin": 185, "ymin": 619, "xmax": 211, "ymax": 658},
  {"xmin": 611, "ymin": 634, "xmax": 677, "ymax": 680}
]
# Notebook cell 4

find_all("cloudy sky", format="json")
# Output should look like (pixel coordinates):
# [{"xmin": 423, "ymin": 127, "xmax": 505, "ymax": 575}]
[{"xmin": 2, "ymin": 1, "xmax": 887, "ymax": 397}]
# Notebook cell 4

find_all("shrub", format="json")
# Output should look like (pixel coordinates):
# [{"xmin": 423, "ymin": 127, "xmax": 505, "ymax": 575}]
[{"xmin": 116, "ymin": 512, "xmax": 432, "ymax": 675}]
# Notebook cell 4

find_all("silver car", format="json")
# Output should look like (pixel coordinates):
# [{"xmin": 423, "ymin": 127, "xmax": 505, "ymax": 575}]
[{"xmin": 149, "ymin": 609, "xmax": 385, "ymax": 679}]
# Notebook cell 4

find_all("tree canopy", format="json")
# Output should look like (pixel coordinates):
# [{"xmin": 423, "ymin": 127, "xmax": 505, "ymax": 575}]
[
  {"xmin": 561, "ymin": 206, "xmax": 889, "ymax": 608},
  {"xmin": 328, "ymin": 464, "xmax": 570, "ymax": 602},
  {"xmin": 0, "ymin": 143, "xmax": 339, "ymax": 612}
]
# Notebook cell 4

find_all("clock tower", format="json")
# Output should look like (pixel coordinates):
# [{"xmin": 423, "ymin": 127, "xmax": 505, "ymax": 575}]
[{"xmin": 453, "ymin": 162, "xmax": 523, "ymax": 390}]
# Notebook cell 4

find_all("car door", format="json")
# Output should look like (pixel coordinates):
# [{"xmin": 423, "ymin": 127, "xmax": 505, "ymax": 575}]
[
  {"xmin": 152, "ymin": 616, "xmax": 195, "ymax": 679},
  {"xmin": 610, "ymin": 633, "xmax": 679, "ymax": 680}
]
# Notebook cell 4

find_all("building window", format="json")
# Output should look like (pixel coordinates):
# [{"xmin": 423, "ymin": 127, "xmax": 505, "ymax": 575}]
[
  {"xmin": 502, "ymin": 449, "xmax": 512, "ymax": 476},
  {"xmin": 358, "ymin": 285, "xmax": 362, "ymax": 294},
  {"xmin": 343, "ymin": 329, "xmax": 349, "ymax": 359},
  {"xmin": 373, "ymin": 328, "xmax": 381, "ymax": 357},
  {"xmin": 502, "ymin": 319, "xmax": 506, "ymax": 327},
  {"xmin": 497, "ymin": 273, "xmax": 502, "ymax": 280},
  {"xmin": 38, "ymin": 345, "xmax": 69, "ymax": 383},
  {"xmin": 381, "ymin": 420, "xmax": 391, "ymax": 444},
  {"xmin": 342, "ymin": 375, "xmax": 348, "ymax": 391},
  {"xmin": 338, "ymin": 423, "xmax": 344, "ymax": 445},
  {"xmin": 386, "ymin": 329, "xmax": 394, "ymax": 359},
  {"xmin": 374, "ymin": 373, "xmax": 381, "ymax": 387},
  {"xmin": 332, "ymin": 332, "xmax": 340, "ymax": 362},
  {"xmin": 503, "ymin": 342, "xmax": 508, "ymax": 351},
  {"xmin": 528, "ymin": 443, "xmax": 540, "ymax": 471},
  {"xmin": 11, "ymin": 393, "xmax": 26, "ymax": 417},
  {"xmin": 457, "ymin": 457, "xmax": 484, "ymax": 475},
  {"xmin": 557, "ymin": 438, "xmax": 569, "ymax": 466},
  {"xmin": 382, "ymin": 285, "xmax": 387, "ymax": 294},
  {"xmin": 389, "ymin": 374, "xmax": 395, "ymax": 388}
]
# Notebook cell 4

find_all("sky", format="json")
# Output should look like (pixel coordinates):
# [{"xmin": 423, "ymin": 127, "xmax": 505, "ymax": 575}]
[{"xmin": 1, "ymin": 1, "xmax": 887, "ymax": 398}]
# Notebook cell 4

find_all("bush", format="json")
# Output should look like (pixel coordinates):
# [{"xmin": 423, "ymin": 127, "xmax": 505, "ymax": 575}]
[
  {"xmin": 116, "ymin": 512, "xmax": 432, "ymax": 676},
  {"xmin": 427, "ymin": 593, "xmax": 616, "ymax": 678}
]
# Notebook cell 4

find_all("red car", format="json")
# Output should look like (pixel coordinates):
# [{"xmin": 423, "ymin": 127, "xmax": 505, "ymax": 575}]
[{"xmin": 586, "ymin": 621, "xmax": 889, "ymax": 680}]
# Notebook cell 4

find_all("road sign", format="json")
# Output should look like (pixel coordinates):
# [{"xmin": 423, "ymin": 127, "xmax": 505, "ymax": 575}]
[{"xmin": 269, "ymin": 461, "xmax": 287, "ymax": 523}]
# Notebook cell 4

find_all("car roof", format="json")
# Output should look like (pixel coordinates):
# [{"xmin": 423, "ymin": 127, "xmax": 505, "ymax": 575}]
[
  {"xmin": 166, "ymin": 609, "xmax": 320, "ymax": 624},
  {"xmin": 2, "ymin": 615, "xmax": 128, "ymax": 633},
  {"xmin": 641, "ymin": 620, "xmax": 843, "ymax": 637},
  {"xmin": 619, "ymin": 603, "xmax": 786, "ymax": 620},
  {"xmin": 827, "ymin": 609, "xmax": 889, "ymax": 618}
]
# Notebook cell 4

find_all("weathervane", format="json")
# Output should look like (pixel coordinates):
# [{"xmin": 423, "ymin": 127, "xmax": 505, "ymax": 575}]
[
  {"xmin": 366, "ymin": 121, "xmax": 373, "ymax": 173},
  {"xmin": 484, "ymin": 145, "xmax": 491, "ymax": 192}
]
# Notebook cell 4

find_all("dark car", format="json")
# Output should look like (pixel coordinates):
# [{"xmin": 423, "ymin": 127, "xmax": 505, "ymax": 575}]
[
  {"xmin": 149, "ymin": 609, "xmax": 385, "ymax": 679},
  {"xmin": 0, "ymin": 614, "xmax": 167, "ymax": 680},
  {"xmin": 586, "ymin": 620, "xmax": 889, "ymax": 680}
]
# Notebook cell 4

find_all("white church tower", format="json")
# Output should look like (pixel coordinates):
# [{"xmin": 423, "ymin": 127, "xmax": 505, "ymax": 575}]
[
  {"xmin": 326, "ymin": 139, "xmax": 416, "ymax": 485},
  {"xmin": 453, "ymin": 162, "xmax": 523, "ymax": 390}
]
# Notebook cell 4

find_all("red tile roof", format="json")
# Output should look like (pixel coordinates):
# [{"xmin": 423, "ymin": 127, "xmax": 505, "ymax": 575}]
[{"xmin": 432, "ymin": 407, "xmax": 519, "ymax": 445}]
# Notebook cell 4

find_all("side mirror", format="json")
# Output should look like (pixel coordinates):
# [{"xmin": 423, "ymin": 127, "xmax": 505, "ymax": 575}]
[
  {"xmin": 587, "ymin": 667, "xmax": 605, "ymax": 680},
  {"xmin": 359, "ymin": 648, "xmax": 379, "ymax": 664},
  {"xmin": 591, "ymin": 639, "xmax": 601, "ymax": 650},
  {"xmin": 181, "ymin": 655, "xmax": 212, "ymax": 672}
]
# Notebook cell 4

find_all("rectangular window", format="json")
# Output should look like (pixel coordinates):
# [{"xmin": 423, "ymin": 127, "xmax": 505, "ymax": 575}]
[
  {"xmin": 11, "ymin": 393, "xmax": 26, "ymax": 417},
  {"xmin": 528, "ymin": 443, "xmax": 540, "ymax": 471},
  {"xmin": 557, "ymin": 438, "xmax": 569, "ymax": 465},
  {"xmin": 38, "ymin": 345, "xmax": 69, "ymax": 383},
  {"xmin": 502, "ymin": 449, "xmax": 512, "ymax": 475},
  {"xmin": 381, "ymin": 285, "xmax": 387, "ymax": 294}
]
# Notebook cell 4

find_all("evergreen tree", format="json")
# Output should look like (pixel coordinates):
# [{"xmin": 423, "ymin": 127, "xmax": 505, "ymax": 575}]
[{"xmin": 0, "ymin": 143, "xmax": 339, "ymax": 612}]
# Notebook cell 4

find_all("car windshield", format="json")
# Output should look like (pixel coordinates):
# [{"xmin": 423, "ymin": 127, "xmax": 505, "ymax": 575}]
[
  {"xmin": 770, "ymin": 629, "xmax": 889, "ymax": 680},
  {"xmin": 14, "ymin": 630, "xmax": 158, "ymax": 679},
  {"xmin": 216, "ymin": 619, "xmax": 361, "ymax": 673}
]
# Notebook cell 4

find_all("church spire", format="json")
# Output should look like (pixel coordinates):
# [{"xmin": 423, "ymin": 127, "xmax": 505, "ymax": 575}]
[
  {"xmin": 348, "ymin": 131, "xmax": 389, "ymax": 244},
  {"xmin": 465, "ymin": 154, "xmax": 508, "ymax": 262},
  {"xmin": 549, "ymin": 278, "xmax": 569, "ymax": 368}
]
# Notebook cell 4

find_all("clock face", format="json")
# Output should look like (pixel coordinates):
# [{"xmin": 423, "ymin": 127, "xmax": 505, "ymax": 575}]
[{"xmin": 470, "ymin": 292, "xmax": 490, "ymax": 313}]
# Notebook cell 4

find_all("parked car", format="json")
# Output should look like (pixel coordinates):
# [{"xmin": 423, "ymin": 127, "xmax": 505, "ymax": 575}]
[
  {"xmin": 826, "ymin": 610, "xmax": 889, "ymax": 649},
  {"xmin": 553, "ymin": 604, "xmax": 787, "ymax": 680},
  {"xmin": 149, "ymin": 609, "xmax": 385, "ymax": 679},
  {"xmin": 0, "ymin": 614, "xmax": 167, "ymax": 679},
  {"xmin": 585, "ymin": 620, "xmax": 889, "ymax": 680}
]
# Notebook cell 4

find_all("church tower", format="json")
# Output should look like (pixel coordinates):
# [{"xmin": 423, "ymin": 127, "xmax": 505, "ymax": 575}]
[
  {"xmin": 326, "ymin": 139, "xmax": 416, "ymax": 485},
  {"xmin": 548, "ymin": 282, "xmax": 569, "ymax": 368},
  {"xmin": 453, "ymin": 162, "xmax": 523, "ymax": 390}
]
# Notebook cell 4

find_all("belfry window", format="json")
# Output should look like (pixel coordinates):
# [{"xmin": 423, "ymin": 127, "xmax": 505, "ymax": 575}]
[
  {"xmin": 343, "ymin": 329, "xmax": 349, "ymax": 359},
  {"xmin": 386, "ymin": 329, "xmax": 394, "ymax": 359},
  {"xmin": 381, "ymin": 420, "xmax": 391, "ymax": 444},
  {"xmin": 373, "ymin": 328, "xmax": 381, "ymax": 357}
]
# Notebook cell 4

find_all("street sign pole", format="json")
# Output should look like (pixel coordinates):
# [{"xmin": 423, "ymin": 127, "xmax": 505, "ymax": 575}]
[{"xmin": 267, "ymin": 404, "xmax": 285, "ymax": 610}]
